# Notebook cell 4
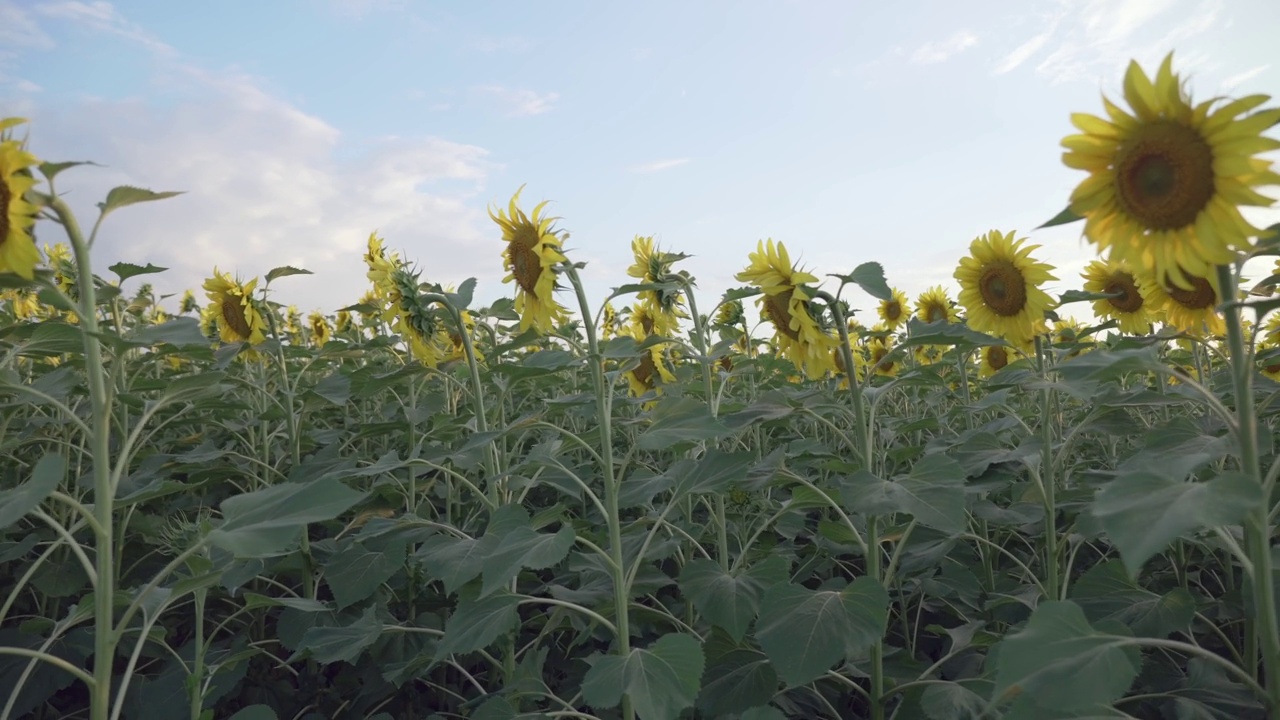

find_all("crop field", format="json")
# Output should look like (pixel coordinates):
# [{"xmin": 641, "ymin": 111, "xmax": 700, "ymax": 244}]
[{"xmin": 3, "ymin": 54, "xmax": 1280, "ymax": 720}]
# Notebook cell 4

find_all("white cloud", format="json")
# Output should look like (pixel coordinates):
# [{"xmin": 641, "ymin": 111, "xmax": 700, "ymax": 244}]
[
  {"xmin": 473, "ymin": 85, "xmax": 559, "ymax": 117},
  {"xmin": 994, "ymin": 32, "xmax": 1052, "ymax": 75},
  {"xmin": 910, "ymin": 31, "xmax": 978, "ymax": 65},
  {"xmin": 1221, "ymin": 64, "xmax": 1270, "ymax": 90},
  {"xmin": 35, "ymin": 0, "xmax": 175, "ymax": 56},
  {"xmin": 0, "ymin": 1, "xmax": 54, "ymax": 50},
  {"xmin": 630, "ymin": 158, "xmax": 690, "ymax": 174}
]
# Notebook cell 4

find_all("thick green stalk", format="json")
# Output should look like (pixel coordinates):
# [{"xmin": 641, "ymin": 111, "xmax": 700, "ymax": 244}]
[
  {"xmin": 1035, "ymin": 336, "xmax": 1060, "ymax": 601},
  {"xmin": 683, "ymin": 286, "xmax": 729, "ymax": 569},
  {"xmin": 50, "ymin": 196, "xmax": 114, "ymax": 720},
  {"xmin": 564, "ymin": 266, "xmax": 632, "ymax": 720},
  {"xmin": 1216, "ymin": 264, "xmax": 1280, "ymax": 710}
]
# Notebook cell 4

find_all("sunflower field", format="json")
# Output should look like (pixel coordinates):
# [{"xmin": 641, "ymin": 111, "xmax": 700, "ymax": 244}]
[{"xmin": 4, "ymin": 54, "xmax": 1280, "ymax": 720}]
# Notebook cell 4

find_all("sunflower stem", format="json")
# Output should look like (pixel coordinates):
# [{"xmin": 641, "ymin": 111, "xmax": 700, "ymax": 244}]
[
  {"xmin": 1035, "ymin": 335, "xmax": 1060, "ymax": 602},
  {"xmin": 563, "ymin": 264, "xmax": 633, "ymax": 720},
  {"xmin": 48, "ymin": 195, "xmax": 114, "ymax": 720},
  {"xmin": 1216, "ymin": 263, "xmax": 1280, "ymax": 711}
]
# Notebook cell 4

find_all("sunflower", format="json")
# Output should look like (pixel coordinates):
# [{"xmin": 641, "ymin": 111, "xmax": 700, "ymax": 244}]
[
  {"xmin": 395, "ymin": 306, "xmax": 446, "ymax": 368},
  {"xmin": 284, "ymin": 305, "xmax": 303, "ymax": 343},
  {"xmin": 44, "ymin": 243, "xmax": 75, "ymax": 294},
  {"xmin": 832, "ymin": 334, "xmax": 868, "ymax": 388},
  {"xmin": 978, "ymin": 344, "xmax": 1026, "ymax": 379},
  {"xmin": 1062, "ymin": 53, "xmax": 1280, "ymax": 290},
  {"xmin": 202, "ymin": 268, "xmax": 267, "ymax": 345},
  {"xmin": 876, "ymin": 288, "xmax": 909, "ymax": 329},
  {"xmin": 1052, "ymin": 318, "xmax": 1093, "ymax": 359},
  {"xmin": 863, "ymin": 331, "xmax": 900, "ymax": 380},
  {"xmin": 308, "ymin": 311, "xmax": 332, "ymax": 346},
  {"xmin": 716, "ymin": 298, "xmax": 745, "ymax": 327},
  {"xmin": 601, "ymin": 302, "xmax": 619, "ymax": 339},
  {"xmin": 1140, "ymin": 267, "xmax": 1226, "ymax": 336},
  {"xmin": 628, "ymin": 300, "xmax": 681, "ymax": 339},
  {"xmin": 627, "ymin": 235, "xmax": 688, "ymax": 321},
  {"xmin": 490, "ymin": 187, "xmax": 569, "ymax": 333},
  {"xmin": 955, "ymin": 230, "xmax": 1057, "ymax": 343},
  {"xmin": 336, "ymin": 310, "xmax": 354, "ymax": 334},
  {"xmin": 364, "ymin": 232, "xmax": 400, "ymax": 302},
  {"xmin": 913, "ymin": 343, "xmax": 947, "ymax": 366},
  {"xmin": 5, "ymin": 288, "xmax": 40, "ymax": 319},
  {"xmin": 444, "ymin": 308, "xmax": 482, "ymax": 363},
  {"xmin": 1081, "ymin": 260, "xmax": 1152, "ymax": 335},
  {"xmin": 735, "ymin": 239, "xmax": 837, "ymax": 379},
  {"xmin": 915, "ymin": 286, "xmax": 960, "ymax": 324},
  {"xmin": 0, "ymin": 134, "xmax": 41, "ymax": 280},
  {"xmin": 179, "ymin": 289, "xmax": 199, "ymax": 314}
]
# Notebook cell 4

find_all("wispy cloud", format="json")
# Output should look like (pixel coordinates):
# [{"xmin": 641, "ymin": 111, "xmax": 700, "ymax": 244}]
[
  {"xmin": 910, "ymin": 31, "xmax": 978, "ymax": 65},
  {"xmin": 630, "ymin": 158, "xmax": 689, "ymax": 174},
  {"xmin": 1221, "ymin": 64, "xmax": 1270, "ymax": 90},
  {"xmin": 1009, "ymin": 0, "xmax": 1223, "ymax": 84},
  {"xmin": 36, "ymin": 1, "xmax": 175, "ymax": 56},
  {"xmin": 474, "ymin": 85, "xmax": 559, "ymax": 117}
]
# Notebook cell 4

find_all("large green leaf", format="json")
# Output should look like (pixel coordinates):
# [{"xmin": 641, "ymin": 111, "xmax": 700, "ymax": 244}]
[
  {"xmin": 839, "ymin": 453, "xmax": 966, "ymax": 533},
  {"xmin": 755, "ymin": 577, "xmax": 889, "ymax": 686},
  {"xmin": 325, "ymin": 538, "xmax": 407, "ymax": 609},
  {"xmin": 97, "ymin": 185, "xmax": 183, "ymax": 217},
  {"xmin": 831, "ymin": 261, "xmax": 893, "ymax": 301},
  {"xmin": 668, "ymin": 449, "xmax": 755, "ymax": 497},
  {"xmin": 416, "ymin": 536, "xmax": 486, "ymax": 595},
  {"xmin": 1091, "ymin": 471, "xmax": 1260, "ymax": 576},
  {"xmin": 227, "ymin": 706, "xmax": 278, "ymax": 720},
  {"xmin": 697, "ymin": 647, "xmax": 778, "ymax": 716},
  {"xmin": 124, "ymin": 317, "xmax": 210, "ymax": 347},
  {"xmin": 992, "ymin": 601, "xmax": 1140, "ymax": 711},
  {"xmin": 293, "ymin": 605, "xmax": 381, "ymax": 664},
  {"xmin": 1070, "ymin": 560, "xmax": 1195, "ymax": 638},
  {"xmin": 435, "ymin": 591, "xmax": 521, "ymax": 658},
  {"xmin": 109, "ymin": 262, "xmax": 168, "ymax": 283},
  {"xmin": 582, "ymin": 633, "xmax": 705, "ymax": 720},
  {"xmin": 678, "ymin": 556, "xmax": 788, "ymax": 641},
  {"xmin": 920, "ymin": 681, "xmax": 988, "ymax": 720},
  {"xmin": 0, "ymin": 454, "xmax": 64, "ymax": 529},
  {"xmin": 207, "ymin": 478, "xmax": 367, "ymax": 558},
  {"xmin": 480, "ymin": 525, "xmax": 575, "ymax": 598},
  {"xmin": 636, "ymin": 397, "xmax": 730, "ymax": 450}
]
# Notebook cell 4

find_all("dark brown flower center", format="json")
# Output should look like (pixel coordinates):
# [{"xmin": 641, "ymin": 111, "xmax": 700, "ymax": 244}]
[
  {"xmin": 221, "ymin": 296, "xmax": 252, "ymax": 339},
  {"xmin": 925, "ymin": 303, "xmax": 948, "ymax": 323},
  {"xmin": 1164, "ymin": 274, "xmax": 1215, "ymax": 310},
  {"xmin": 884, "ymin": 300, "xmax": 902, "ymax": 322},
  {"xmin": 0, "ymin": 177, "xmax": 11, "ymax": 242},
  {"xmin": 1104, "ymin": 273, "xmax": 1144, "ymax": 313},
  {"xmin": 632, "ymin": 352, "xmax": 656, "ymax": 387},
  {"xmin": 507, "ymin": 226, "xmax": 543, "ymax": 293},
  {"xmin": 987, "ymin": 346, "xmax": 1008, "ymax": 370},
  {"xmin": 1114, "ymin": 121, "xmax": 1215, "ymax": 230},
  {"xmin": 763, "ymin": 291, "xmax": 800, "ymax": 340},
  {"xmin": 979, "ymin": 261, "xmax": 1028, "ymax": 317}
]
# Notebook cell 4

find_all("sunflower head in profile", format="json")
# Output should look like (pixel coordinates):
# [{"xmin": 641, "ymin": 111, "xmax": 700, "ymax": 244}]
[
  {"xmin": 735, "ymin": 239, "xmax": 837, "ymax": 379},
  {"xmin": 202, "ymin": 268, "xmax": 267, "ymax": 345},
  {"xmin": 308, "ymin": 311, "xmax": 332, "ymax": 347},
  {"xmin": 364, "ymin": 231, "xmax": 401, "ymax": 302},
  {"xmin": 877, "ymin": 288, "xmax": 909, "ymax": 330},
  {"xmin": 715, "ymin": 299, "xmax": 746, "ymax": 328},
  {"xmin": 490, "ymin": 186, "xmax": 570, "ymax": 334},
  {"xmin": 627, "ymin": 235, "xmax": 689, "ymax": 320},
  {"xmin": 1081, "ymin": 260, "xmax": 1152, "ymax": 335},
  {"xmin": 1062, "ymin": 53, "xmax": 1280, "ymax": 290},
  {"xmin": 620, "ymin": 323, "xmax": 676, "ymax": 405},
  {"xmin": 0, "ymin": 120, "xmax": 41, "ymax": 281},
  {"xmin": 336, "ymin": 310, "xmax": 354, "ymax": 334},
  {"xmin": 955, "ymin": 230, "xmax": 1057, "ymax": 344},
  {"xmin": 915, "ymin": 286, "xmax": 960, "ymax": 324},
  {"xmin": 179, "ymin": 289, "xmax": 199, "ymax": 314},
  {"xmin": 44, "ymin": 243, "xmax": 75, "ymax": 294},
  {"xmin": 1141, "ymin": 267, "xmax": 1226, "ymax": 336},
  {"xmin": 600, "ymin": 302, "xmax": 620, "ymax": 340}
]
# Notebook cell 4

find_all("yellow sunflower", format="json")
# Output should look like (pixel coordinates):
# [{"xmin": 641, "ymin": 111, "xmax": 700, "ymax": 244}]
[
  {"xmin": 490, "ymin": 187, "xmax": 569, "ymax": 334},
  {"xmin": 622, "ymin": 326, "xmax": 678, "ymax": 404},
  {"xmin": 202, "ymin": 268, "xmax": 267, "ymax": 345},
  {"xmin": 913, "ymin": 343, "xmax": 947, "ymax": 366},
  {"xmin": 716, "ymin": 299, "xmax": 745, "ymax": 327},
  {"xmin": 6, "ymin": 288, "xmax": 40, "ymax": 319},
  {"xmin": 336, "ymin": 310, "xmax": 354, "ymax": 334},
  {"xmin": 1081, "ymin": 260, "xmax": 1153, "ymax": 335},
  {"xmin": 395, "ymin": 308, "xmax": 446, "ymax": 368},
  {"xmin": 978, "ymin": 344, "xmax": 1026, "ymax": 379},
  {"xmin": 832, "ymin": 334, "xmax": 868, "ymax": 389},
  {"xmin": 364, "ymin": 231, "xmax": 400, "ymax": 302},
  {"xmin": 1062, "ymin": 53, "xmax": 1280, "ymax": 290},
  {"xmin": 877, "ymin": 288, "xmax": 909, "ymax": 329},
  {"xmin": 915, "ymin": 286, "xmax": 960, "ymax": 324},
  {"xmin": 627, "ymin": 235, "xmax": 688, "ymax": 320},
  {"xmin": 628, "ymin": 300, "xmax": 681, "ymax": 339},
  {"xmin": 284, "ymin": 305, "xmax": 303, "ymax": 343},
  {"xmin": 863, "ymin": 331, "xmax": 900, "ymax": 380},
  {"xmin": 954, "ymin": 230, "xmax": 1057, "ymax": 343},
  {"xmin": 1140, "ymin": 267, "xmax": 1226, "ymax": 336},
  {"xmin": 735, "ymin": 239, "xmax": 837, "ymax": 379},
  {"xmin": 0, "ymin": 133, "xmax": 41, "ymax": 280},
  {"xmin": 601, "ymin": 302, "xmax": 619, "ymax": 339},
  {"xmin": 308, "ymin": 311, "xmax": 332, "ymax": 346},
  {"xmin": 179, "ymin": 289, "xmax": 199, "ymax": 314}
]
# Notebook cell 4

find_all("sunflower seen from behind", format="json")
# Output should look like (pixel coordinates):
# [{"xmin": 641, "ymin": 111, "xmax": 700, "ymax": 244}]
[
  {"xmin": 627, "ymin": 235, "xmax": 689, "ymax": 324},
  {"xmin": 955, "ymin": 230, "xmax": 1057, "ymax": 344},
  {"xmin": 0, "ymin": 119, "xmax": 41, "ymax": 281},
  {"xmin": 202, "ymin": 268, "xmax": 267, "ymax": 346},
  {"xmin": 1062, "ymin": 53, "xmax": 1280, "ymax": 290},
  {"xmin": 490, "ymin": 186, "xmax": 569, "ymax": 334},
  {"xmin": 735, "ymin": 239, "xmax": 837, "ymax": 379}
]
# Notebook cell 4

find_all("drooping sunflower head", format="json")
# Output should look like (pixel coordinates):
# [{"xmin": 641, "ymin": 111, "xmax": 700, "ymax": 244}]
[
  {"xmin": 357, "ymin": 290, "xmax": 382, "ymax": 319},
  {"xmin": 1062, "ymin": 53, "xmax": 1280, "ymax": 290},
  {"xmin": 915, "ymin": 286, "xmax": 960, "ymax": 324},
  {"xmin": 336, "ymin": 309, "xmax": 354, "ymax": 334},
  {"xmin": 202, "ymin": 268, "xmax": 267, "ymax": 345},
  {"xmin": 734, "ymin": 239, "xmax": 819, "ymax": 295},
  {"xmin": 43, "ymin": 243, "xmax": 75, "ymax": 294},
  {"xmin": 877, "ymin": 288, "xmax": 909, "ymax": 329},
  {"xmin": 1140, "ymin": 266, "xmax": 1227, "ymax": 336},
  {"xmin": 1081, "ymin": 260, "xmax": 1152, "ymax": 335},
  {"xmin": 954, "ymin": 230, "xmax": 1058, "ymax": 343},
  {"xmin": 490, "ymin": 186, "xmax": 570, "ymax": 333},
  {"xmin": 308, "ymin": 311, "xmax": 331, "ymax": 346},
  {"xmin": 715, "ymin": 298, "xmax": 745, "ymax": 327},
  {"xmin": 363, "ymin": 232, "xmax": 402, "ymax": 303},
  {"xmin": 284, "ymin": 305, "xmax": 303, "ymax": 342},
  {"xmin": 0, "ymin": 123, "xmax": 42, "ymax": 281},
  {"xmin": 179, "ymin": 289, "xmax": 199, "ymax": 314}
]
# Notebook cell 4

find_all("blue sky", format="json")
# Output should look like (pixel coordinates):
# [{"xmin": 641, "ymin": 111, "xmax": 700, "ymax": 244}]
[{"xmin": 2, "ymin": 0, "xmax": 1278, "ymax": 323}]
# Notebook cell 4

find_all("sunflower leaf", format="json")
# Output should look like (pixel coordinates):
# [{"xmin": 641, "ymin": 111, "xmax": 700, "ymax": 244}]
[
  {"xmin": 831, "ymin": 262, "xmax": 893, "ymax": 301},
  {"xmin": 1038, "ymin": 205, "xmax": 1084, "ymax": 228},
  {"xmin": 1058, "ymin": 289, "xmax": 1118, "ymax": 305},
  {"xmin": 265, "ymin": 266, "xmax": 314, "ymax": 283},
  {"xmin": 97, "ymin": 186, "xmax": 184, "ymax": 217},
  {"xmin": 38, "ymin": 161, "xmax": 102, "ymax": 182},
  {"xmin": 722, "ymin": 286, "xmax": 762, "ymax": 302},
  {"xmin": 109, "ymin": 262, "xmax": 168, "ymax": 283},
  {"xmin": 443, "ymin": 278, "xmax": 476, "ymax": 310}
]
